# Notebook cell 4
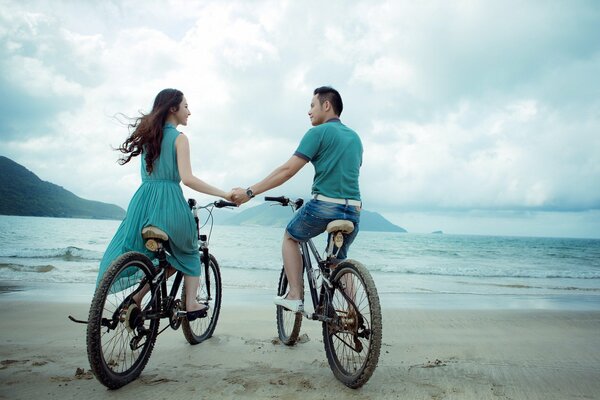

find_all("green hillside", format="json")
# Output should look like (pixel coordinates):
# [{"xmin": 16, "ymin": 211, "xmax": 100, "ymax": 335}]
[
  {"xmin": 224, "ymin": 202, "xmax": 406, "ymax": 233},
  {"xmin": 0, "ymin": 156, "xmax": 125, "ymax": 220}
]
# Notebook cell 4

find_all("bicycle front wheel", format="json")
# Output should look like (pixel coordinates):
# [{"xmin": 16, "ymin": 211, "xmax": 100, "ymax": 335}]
[
  {"xmin": 322, "ymin": 259, "xmax": 382, "ymax": 388},
  {"xmin": 276, "ymin": 267, "xmax": 302, "ymax": 345},
  {"xmin": 181, "ymin": 254, "xmax": 222, "ymax": 344},
  {"xmin": 87, "ymin": 252, "xmax": 160, "ymax": 389}
]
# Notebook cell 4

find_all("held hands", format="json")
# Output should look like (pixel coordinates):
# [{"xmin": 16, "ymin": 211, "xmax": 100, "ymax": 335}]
[
  {"xmin": 223, "ymin": 190, "xmax": 235, "ymax": 203},
  {"xmin": 231, "ymin": 187, "xmax": 252, "ymax": 206}
]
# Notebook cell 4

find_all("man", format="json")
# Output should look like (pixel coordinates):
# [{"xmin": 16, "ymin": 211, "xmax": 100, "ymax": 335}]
[{"xmin": 232, "ymin": 86, "xmax": 362, "ymax": 312}]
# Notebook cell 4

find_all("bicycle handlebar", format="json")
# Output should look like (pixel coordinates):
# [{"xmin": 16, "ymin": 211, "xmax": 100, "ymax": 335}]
[
  {"xmin": 188, "ymin": 198, "xmax": 237, "ymax": 210},
  {"xmin": 265, "ymin": 196, "xmax": 304, "ymax": 209},
  {"xmin": 214, "ymin": 200, "xmax": 238, "ymax": 208},
  {"xmin": 265, "ymin": 196, "xmax": 290, "ymax": 205}
]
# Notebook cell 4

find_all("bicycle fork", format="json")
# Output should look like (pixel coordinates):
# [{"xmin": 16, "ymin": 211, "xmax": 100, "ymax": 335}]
[{"xmin": 200, "ymin": 234, "xmax": 212, "ymax": 301}]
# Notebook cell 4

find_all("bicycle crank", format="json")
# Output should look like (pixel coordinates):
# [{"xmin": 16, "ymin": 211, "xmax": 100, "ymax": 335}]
[{"xmin": 169, "ymin": 300, "xmax": 183, "ymax": 330}]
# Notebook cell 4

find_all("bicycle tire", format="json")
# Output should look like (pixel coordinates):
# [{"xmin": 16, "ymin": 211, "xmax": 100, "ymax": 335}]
[
  {"xmin": 181, "ymin": 254, "xmax": 222, "ymax": 344},
  {"xmin": 276, "ymin": 267, "xmax": 302, "ymax": 345},
  {"xmin": 322, "ymin": 259, "xmax": 382, "ymax": 388},
  {"xmin": 87, "ymin": 252, "xmax": 161, "ymax": 389}
]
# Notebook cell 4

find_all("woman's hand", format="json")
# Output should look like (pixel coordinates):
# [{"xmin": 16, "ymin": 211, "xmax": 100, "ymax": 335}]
[
  {"xmin": 230, "ymin": 187, "xmax": 250, "ymax": 205},
  {"xmin": 223, "ymin": 190, "xmax": 235, "ymax": 203}
]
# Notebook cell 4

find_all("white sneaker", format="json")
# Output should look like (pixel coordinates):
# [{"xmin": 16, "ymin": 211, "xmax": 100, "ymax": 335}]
[{"xmin": 274, "ymin": 295, "xmax": 303, "ymax": 312}]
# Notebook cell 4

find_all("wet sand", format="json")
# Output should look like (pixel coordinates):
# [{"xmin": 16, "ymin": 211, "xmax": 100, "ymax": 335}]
[{"xmin": 1, "ymin": 290, "xmax": 599, "ymax": 399}]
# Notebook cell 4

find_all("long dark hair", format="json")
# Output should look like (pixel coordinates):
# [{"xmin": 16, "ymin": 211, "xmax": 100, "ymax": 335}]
[{"xmin": 117, "ymin": 88, "xmax": 184, "ymax": 174}]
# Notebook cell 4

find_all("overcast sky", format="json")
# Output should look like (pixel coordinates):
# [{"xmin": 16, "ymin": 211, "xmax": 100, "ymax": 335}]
[{"xmin": 1, "ymin": 0, "xmax": 599, "ymax": 238}]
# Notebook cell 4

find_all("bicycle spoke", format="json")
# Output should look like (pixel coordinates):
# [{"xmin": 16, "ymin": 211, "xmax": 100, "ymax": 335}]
[
  {"xmin": 276, "ymin": 267, "xmax": 302, "ymax": 345},
  {"xmin": 181, "ymin": 255, "xmax": 222, "ymax": 344},
  {"xmin": 322, "ymin": 260, "xmax": 382, "ymax": 388},
  {"xmin": 87, "ymin": 252, "xmax": 160, "ymax": 389}
]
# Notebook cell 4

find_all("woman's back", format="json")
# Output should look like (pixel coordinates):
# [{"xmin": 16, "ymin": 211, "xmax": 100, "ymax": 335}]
[
  {"xmin": 141, "ymin": 123, "xmax": 181, "ymax": 182},
  {"xmin": 97, "ymin": 122, "xmax": 199, "ymax": 282}
]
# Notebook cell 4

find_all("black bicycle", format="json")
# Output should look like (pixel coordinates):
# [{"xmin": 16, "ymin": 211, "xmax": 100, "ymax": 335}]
[
  {"xmin": 85, "ymin": 198, "xmax": 235, "ymax": 389},
  {"xmin": 267, "ymin": 196, "xmax": 382, "ymax": 388}
]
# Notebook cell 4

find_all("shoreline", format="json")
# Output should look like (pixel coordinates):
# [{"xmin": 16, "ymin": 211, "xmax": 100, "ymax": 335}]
[
  {"xmin": 1, "ymin": 295, "xmax": 599, "ymax": 399},
  {"xmin": 1, "ymin": 280, "xmax": 599, "ymax": 311}
]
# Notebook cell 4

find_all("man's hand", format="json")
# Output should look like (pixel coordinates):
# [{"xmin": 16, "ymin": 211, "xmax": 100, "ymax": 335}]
[
  {"xmin": 223, "ymin": 190, "xmax": 235, "ymax": 203},
  {"xmin": 231, "ymin": 187, "xmax": 251, "ymax": 205}
]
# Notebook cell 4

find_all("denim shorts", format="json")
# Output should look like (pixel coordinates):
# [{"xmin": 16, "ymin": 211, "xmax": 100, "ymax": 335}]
[{"xmin": 286, "ymin": 199, "xmax": 361, "ymax": 260}]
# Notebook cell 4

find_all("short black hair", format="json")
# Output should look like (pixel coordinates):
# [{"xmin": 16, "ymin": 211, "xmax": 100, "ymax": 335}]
[{"xmin": 313, "ymin": 86, "xmax": 343, "ymax": 116}]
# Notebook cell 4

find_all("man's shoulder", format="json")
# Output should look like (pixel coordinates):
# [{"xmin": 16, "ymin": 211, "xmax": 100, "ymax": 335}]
[
  {"xmin": 303, "ymin": 121, "xmax": 360, "ymax": 145},
  {"xmin": 331, "ymin": 122, "xmax": 360, "ymax": 143},
  {"xmin": 311, "ymin": 120, "xmax": 357, "ymax": 133}
]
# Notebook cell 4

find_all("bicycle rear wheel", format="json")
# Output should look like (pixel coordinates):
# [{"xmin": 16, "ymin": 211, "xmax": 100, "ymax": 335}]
[
  {"xmin": 181, "ymin": 254, "xmax": 222, "ymax": 344},
  {"xmin": 322, "ymin": 259, "xmax": 382, "ymax": 388},
  {"xmin": 87, "ymin": 252, "xmax": 161, "ymax": 389},
  {"xmin": 276, "ymin": 267, "xmax": 302, "ymax": 345}
]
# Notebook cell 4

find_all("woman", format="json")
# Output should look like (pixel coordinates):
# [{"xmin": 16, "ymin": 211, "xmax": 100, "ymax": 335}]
[{"xmin": 97, "ymin": 88, "xmax": 231, "ymax": 320}]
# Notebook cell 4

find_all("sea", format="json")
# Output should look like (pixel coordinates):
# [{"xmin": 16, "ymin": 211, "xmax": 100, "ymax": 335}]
[{"xmin": 1, "ymin": 215, "xmax": 599, "ymax": 310}]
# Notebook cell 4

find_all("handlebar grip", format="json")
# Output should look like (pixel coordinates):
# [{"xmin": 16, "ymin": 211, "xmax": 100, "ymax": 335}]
[
  {"xmin": 264, "ymin": 196, "xmax": 289, "ymax": 205},
  {"xmin": 214, "ymin": 200, "xmax": 238, "ymax": 208}
]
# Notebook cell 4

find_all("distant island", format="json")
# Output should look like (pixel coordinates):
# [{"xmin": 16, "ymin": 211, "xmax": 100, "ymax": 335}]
[
  {"xmin": 223, "ymin": 202, "xmax": 406, "ymax": 233},
  {"xmin": 0, "ymin": 156, "xmax": 125, "ymax": 220}
]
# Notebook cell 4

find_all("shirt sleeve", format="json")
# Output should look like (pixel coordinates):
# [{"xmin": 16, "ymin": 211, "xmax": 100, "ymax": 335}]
[{"xmin": 295, "ymin": 127, "xmax": 322, "ymax": 161}]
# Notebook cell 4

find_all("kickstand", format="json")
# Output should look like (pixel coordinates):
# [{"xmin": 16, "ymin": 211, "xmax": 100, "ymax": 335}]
[{"xmin": 68, "ymin": 315, "xmax": 88, "ymax": 324}]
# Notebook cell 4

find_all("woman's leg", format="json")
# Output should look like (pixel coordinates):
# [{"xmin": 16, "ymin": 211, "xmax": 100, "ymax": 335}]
[
  {"xmin": 184, "ymin": 274, "xmax": 207, "ymax": 312},
  {"xmin": 132, "ymin": 266, "xmax": 176, "ymax": 306}
]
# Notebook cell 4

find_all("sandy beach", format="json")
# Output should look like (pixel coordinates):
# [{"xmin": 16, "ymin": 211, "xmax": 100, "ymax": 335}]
[{"xmin": 1, "ymin": 285, "xmax": 599, "ymax": 400}]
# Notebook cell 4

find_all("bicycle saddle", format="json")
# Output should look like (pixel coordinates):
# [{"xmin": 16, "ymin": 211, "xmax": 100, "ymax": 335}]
[
  {"xmin": 326, "ymin": 220, "xmax": 354, "ymax": 234},
  {"xmin": 141, "ymin": 226, "xmax": 169, "ymax": 241}
]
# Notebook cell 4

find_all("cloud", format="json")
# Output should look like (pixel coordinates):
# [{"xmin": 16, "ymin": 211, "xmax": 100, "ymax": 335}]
[
  {"xmin": 0, "ymin": 0, "xmax": 599, "ymax": 237},
  {"xmin": 362, "ymin": 96, "xmax": 600, "ymax": 212}
]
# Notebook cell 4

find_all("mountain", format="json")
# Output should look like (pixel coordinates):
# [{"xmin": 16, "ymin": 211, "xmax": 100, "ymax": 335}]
[
  {"xmin": 357, "ymin": 209, "xmax": 407, "ymax": 232},
  {"xmin": 223, "ymin": 202, "xmax": 406, "ymax": 232},
  {"xmin": 0, "ymin": 156, "xmax": 125, "ymax": 220}
]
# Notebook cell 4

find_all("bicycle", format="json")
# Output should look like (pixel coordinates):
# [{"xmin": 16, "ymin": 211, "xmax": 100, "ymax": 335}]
[
  {"xmin": 85, "ymin": 198, "xmax": 236, "ymax": 389},
  {"xmin": 266, "ymin": 196, "xmax": 382, "ymax": 388}
]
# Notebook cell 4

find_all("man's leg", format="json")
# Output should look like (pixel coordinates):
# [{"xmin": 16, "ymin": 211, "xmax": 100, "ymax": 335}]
[{"xmin": 281, "ymin": 232, "xmax": 303, "ymax": 300}]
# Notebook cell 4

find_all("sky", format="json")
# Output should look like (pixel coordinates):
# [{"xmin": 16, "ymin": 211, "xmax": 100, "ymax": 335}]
[{"xmin": 1, "ymin": 0, "xmax": 599, "ymax": 238}]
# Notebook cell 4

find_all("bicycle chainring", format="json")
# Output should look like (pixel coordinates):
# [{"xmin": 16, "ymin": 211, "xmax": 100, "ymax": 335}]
[{"xmin": 169, "ymin": 299, "xmax": 183, "ymax": 330}]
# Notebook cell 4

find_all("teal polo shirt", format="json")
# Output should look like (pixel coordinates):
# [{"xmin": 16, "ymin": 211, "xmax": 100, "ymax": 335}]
[{"xmin": 294, "ymin": 118, "xmax": 362, "ymax": 200}]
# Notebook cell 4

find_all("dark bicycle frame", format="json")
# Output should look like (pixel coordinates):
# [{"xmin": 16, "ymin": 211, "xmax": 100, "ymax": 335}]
[
  {"xmin": 117, "ymin": 198, "xmax": 230, "ymax": 325},
  {"xmin": 269, "ymin": 196, "xmax": 360, "ymax": 324}
]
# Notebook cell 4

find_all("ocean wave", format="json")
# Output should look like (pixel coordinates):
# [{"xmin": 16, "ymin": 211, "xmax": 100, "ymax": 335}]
[
  {"xmin": 368, "ymin": 265, "xmax": 600, "ymax": 279},
  {"xmin": 219, "ymin": 262, "xmax": 281, "ymax": 272},
  {"xmin": 463, "ymin": 281, "xmax": 600, "ymax": 292},
  {"xmin": 217, "ymin": 260, "xmax": 600, "ymax": 279},
  {"xmin": 0, "ymin": 263, "xmax": 56, "ymax": 273},
  {"xmin": 0, "ymin": 262, "xmax": 98, "ymax": 284},
  {"xmin": 0, "ymin": 246, "xmax": 102, "ymax": 261}
]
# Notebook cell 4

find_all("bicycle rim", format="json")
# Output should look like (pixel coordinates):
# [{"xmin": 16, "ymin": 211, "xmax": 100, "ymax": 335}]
[
  {"xmin": 322, "ymin": 260, "xmax": 382, "ymax": 388},
  {"xmin": 181, "ymin": 254, "xmax": 222, "ymax": 344},
  {"xmin": 276, "ymin": 267, "xmax": 302, "ymax": 345},
  {"xmin": 87, "ymin": 252, "xmax": 160, "ymax": 389}
]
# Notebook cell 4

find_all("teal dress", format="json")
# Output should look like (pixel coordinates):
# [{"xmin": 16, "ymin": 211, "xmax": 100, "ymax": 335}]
[{"xmin": 97, "ymin": 123, "xmax": 200, "ymax": 285}]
